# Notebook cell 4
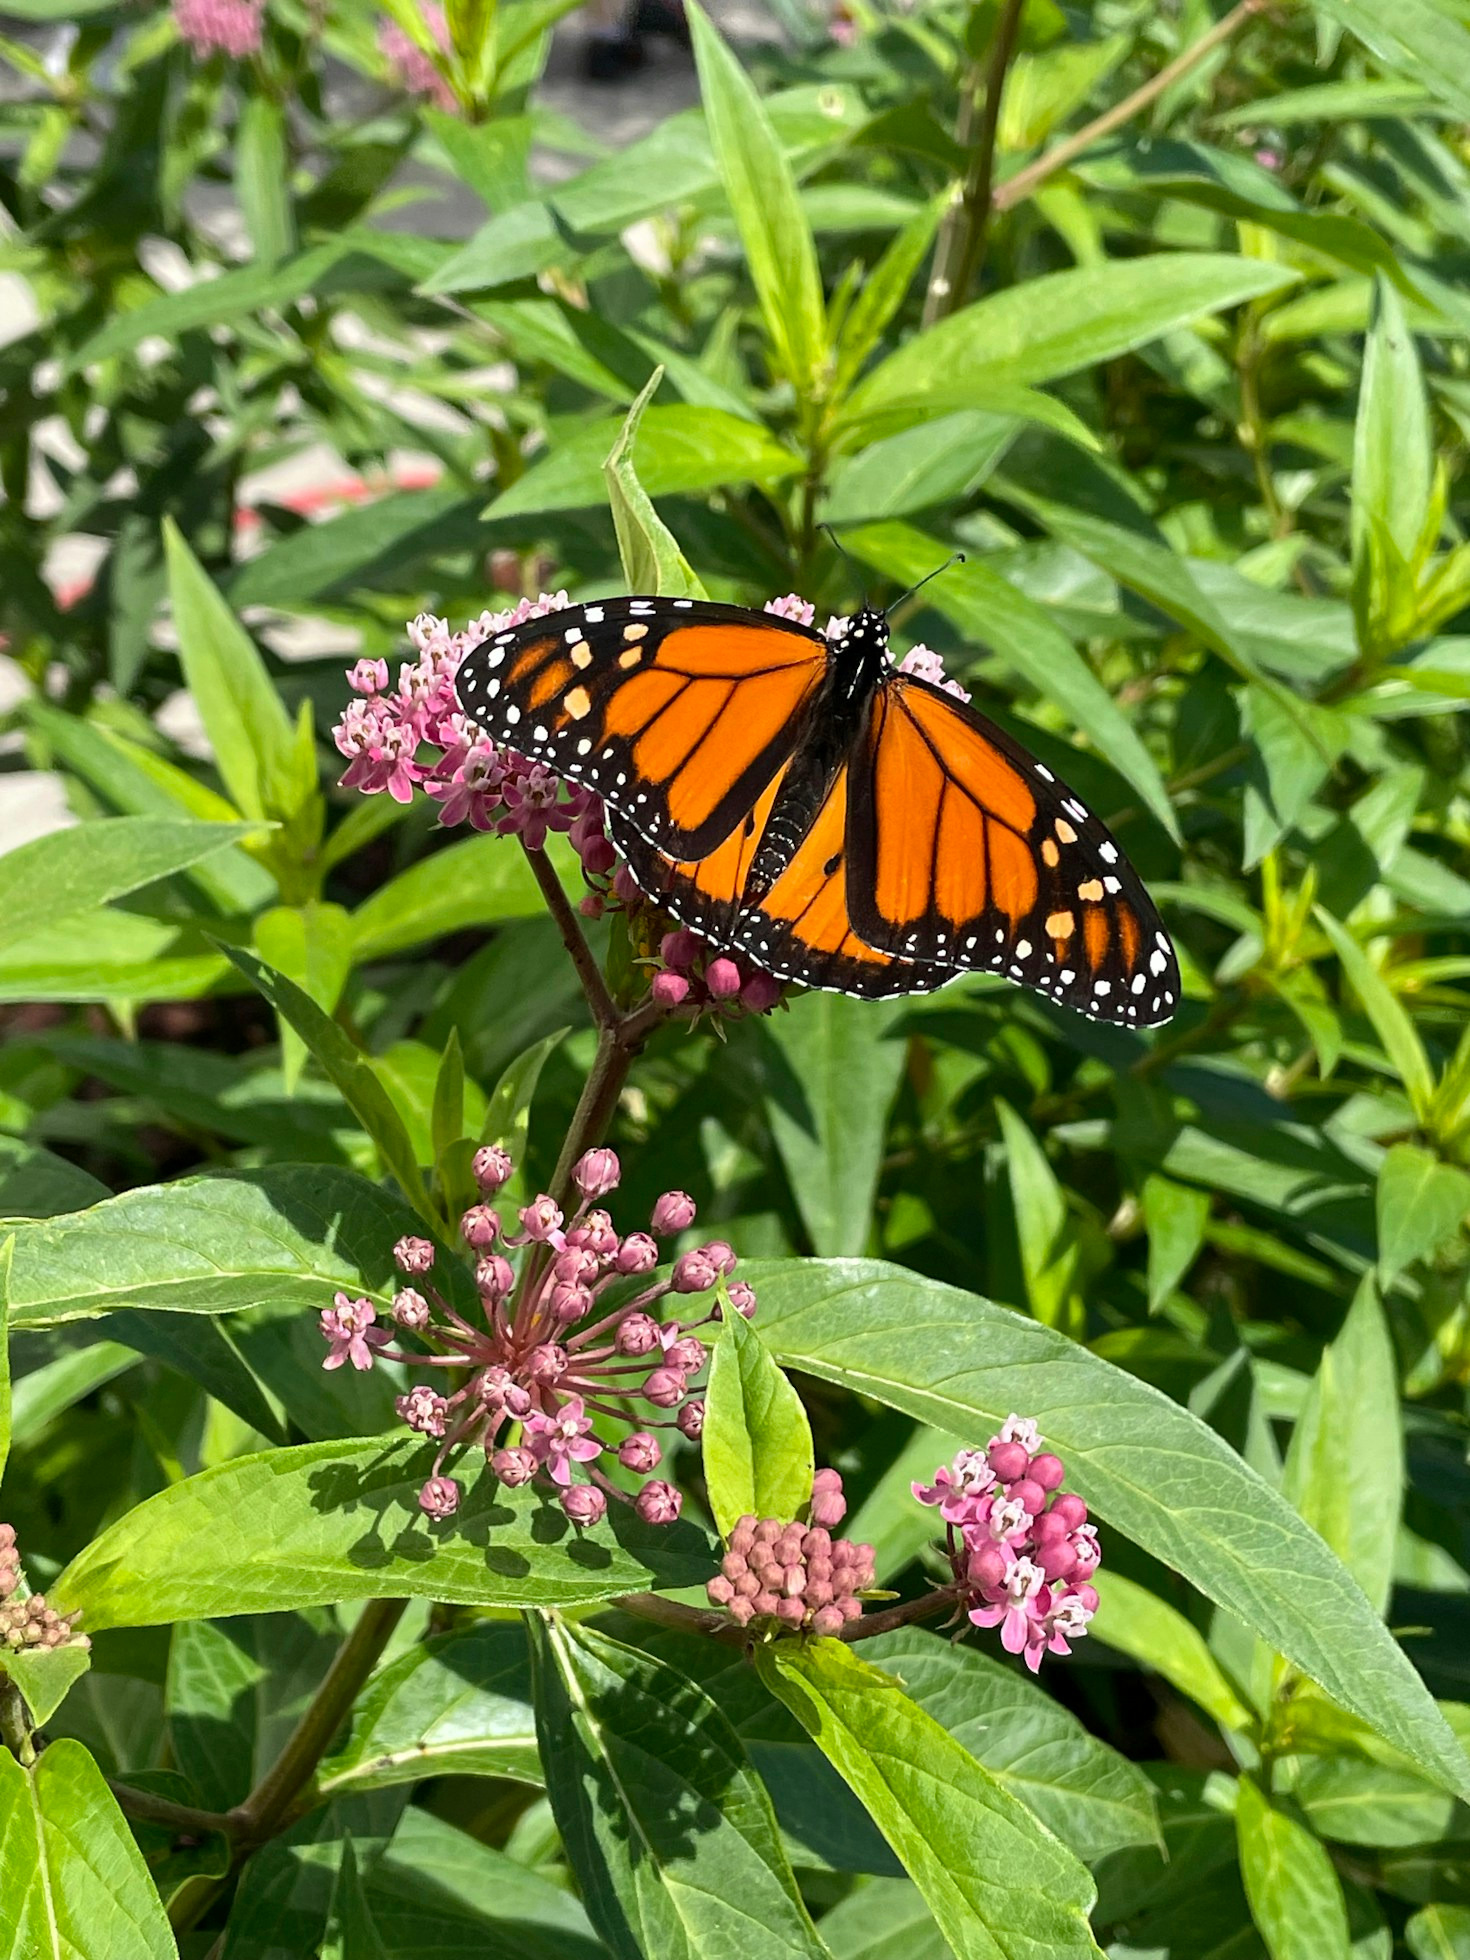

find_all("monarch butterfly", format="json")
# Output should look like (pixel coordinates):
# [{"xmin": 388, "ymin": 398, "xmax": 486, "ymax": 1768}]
[{"xmin": 454, "ymin": 592, "xmax": 1179, "ymax": 1025}]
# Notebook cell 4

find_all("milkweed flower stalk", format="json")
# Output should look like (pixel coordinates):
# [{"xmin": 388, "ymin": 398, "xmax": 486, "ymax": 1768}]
[
  {"xmin": 703, "ymin": 1470, "xmax": 877, "ymax": 1637},
  {"xmin": 914, "ymin": 1417, "xmax": 1099, "ymax": 1672},
  {"xmin": 318, "ymin": 1148, "xmax": 756, "ymax": 1526},
  {"xmin": 0, "ymin": 1524, "xmax": 88, "ymax": 1655}
]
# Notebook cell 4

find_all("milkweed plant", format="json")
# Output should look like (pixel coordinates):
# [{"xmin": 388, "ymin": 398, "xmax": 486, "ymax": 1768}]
[{"xmin": 3, "ymin": 0, "xmax": 1470, "ymax": 1955}]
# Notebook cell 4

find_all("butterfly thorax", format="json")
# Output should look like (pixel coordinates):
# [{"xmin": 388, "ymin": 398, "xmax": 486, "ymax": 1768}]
[{"xmin": 743, "ymin": 607, "xmax": 890, "ymax": 901}]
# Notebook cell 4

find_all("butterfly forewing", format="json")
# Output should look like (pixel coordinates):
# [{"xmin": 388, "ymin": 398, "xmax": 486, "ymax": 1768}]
[
  {"xmin": 454, "ymin": 598, "xmax": 829, "ymax": 861},
  {"xmin": 848, "ymin": 676, "xmax": 1180, "ymax": 1026}
]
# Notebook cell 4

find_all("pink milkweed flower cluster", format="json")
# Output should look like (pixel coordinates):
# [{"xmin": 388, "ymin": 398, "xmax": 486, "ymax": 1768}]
[
  {"xmin": 630, "ymin": 912, "xmax": 784, "ymax": 1018},
  {"xmin": 914, "ymin": 1416, "xmax": 1099, "ymax": 1673},
  {"xmin": 0, "ymin": 1523, "xmax": 88, "ymax": 1655},
  {"xmin": 705, "ymin": 1470, "xmax": 874, "ymax": 1635},
  {"xmin": 377, "ymin": 4, "xmax": 455, "ymax": 109},
  {"xmin": 173, "ymin": 0, "xmax": 263, "ymax": 59},
  {"xmin": 319, "ymin": 1149, "xmax": 755, "ymax": 1527}
]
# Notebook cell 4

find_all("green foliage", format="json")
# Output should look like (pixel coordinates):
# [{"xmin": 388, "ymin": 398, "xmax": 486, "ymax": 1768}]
[{"xmin": 5, "ymin": 0, "xmax": 1470, "ymax": 1951}]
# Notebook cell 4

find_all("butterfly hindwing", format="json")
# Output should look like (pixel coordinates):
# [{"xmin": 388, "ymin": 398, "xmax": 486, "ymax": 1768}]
[
  {"xmin": 454, "ymin": 598, "xmax": 829, "ymax": 860},
  {"xmin": 847, "ymin": 675, "xmax": 1179, "ymax": 1026}
]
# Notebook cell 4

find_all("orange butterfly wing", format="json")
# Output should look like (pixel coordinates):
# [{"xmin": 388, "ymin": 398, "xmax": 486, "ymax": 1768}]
[
  {"xmin": 454, "ymin": 598, "xmax": 828, "ymax": 860},
  {"xmin": 847, "ymin": 676, "xmax": 1179, "ymax": 1025}
]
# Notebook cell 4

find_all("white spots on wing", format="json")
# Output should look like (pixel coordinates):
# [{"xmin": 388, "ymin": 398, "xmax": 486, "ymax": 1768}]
[
  {"xmin": 1132, "ymin": 975, "xmax": 1146, "ymax": 994},
  {"xmin": 674, "ymin": 598, "xmax": 694, "ymax": 608},
  {"xmin": 629, "ymin": 600, "xmax": 655, "ymax": 615},
  {"xmin": 1098, "ymin": 842, "xmax": 1118, "ymax": 864},
  {"xmin": 488, "ymin": 648, "xmax": 505, "ymax": 668},
  {"xmin": 1104, "ymin": 876, "xmax": 1121, "ymax": 894},
  {"xmin": 504, "ymin": 704, "xmax": 521, "ymax": 725},
  {"xmin": 1059, "ymin": 969, "xmax": 1075, "ymax": 984},
  {"xmin": 1034, "ymin": 763, "xmax": 1054, "ymax": 782},
  {"xmin": 532, "ymin": 724, "xmax": 548, "ymax": 743},
  {"xmin": 1015, "ymin": 939, "xmax": 1032, "ymax": 960},
  {"xmin": 1150, "ymin": 950, "xmax": 1167, "ymax": 975},
  {"xmin": 565, "ymin": 627, "xmax": 583, "ymax": 644},
  {"xmin": 486, "ymin": 678, "xmax": 500, "ymax": 699},
  {"xmin": 584, "ymin": 606, "xmax": 605, "ymax": 624},
  {"xmin": 1093, "ymin": 980, "xmax": 1111, "ymax": 996},
  {"xmin": 1063, "ymin": 798, "xmax": 1087, "ymax": 822}
]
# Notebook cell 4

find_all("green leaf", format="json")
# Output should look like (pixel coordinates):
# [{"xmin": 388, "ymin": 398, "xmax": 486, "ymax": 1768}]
[
  {"xmin": 318, "ymin": 1621, "xmax": 538, "ymax": 1796},
  {"xmin": 1142, "ymin": 1173, "xmax": 1212, "ymax": 1314},
  {"xmin": 832, "ymin": 193, "xmax": 945, "ymax": 399},
  {"xmin": 604, "ymin": 371, "xmax": 708, "ymax": 600},
  {"xmin": 1376, "ymin": 1142, "xmax": 1470, "ymax": 1287},
  {"xmin": 994, "ymin": 1099, "xmax": 1081, "ymax": 1331},
  {"xmin": 0, "ymin": 914, "xmax": 231, "ymax": 1005},
  {"xmin": 0, "ymin": 1138, "xmax": 108, "ymax": 1222},
  {"xmin": 55, "ymin": 1438, "xmax": 716, "ymax": 1629},
  {"xmin": 1281, "ymin": 1278, "xmax": 1403, "ymax": 1618},
  {"xmin": 0, "ymin": 1236, "xmax": 10, "ymax": 1488},
  {"xmin": 8, "ymin": 1343, "xmax": 138, "ymax": 1450},
  {"xmin": 163, "ymin": 520, "xmax": 301, "ymax": 826},
  {"xmin": 823, "ymin": 409, "xmax": 1019, "ymax": 525},
  {"xmin": 530, "ymin": 1615, "xmax": 829, "ymax": 1960},
  {"xmin": 3, "ymin": 1165, "xmax": 439, "ymax": 1329},
  {"xmin": 1352, "ymin": 275, "xmax": 1432, "ymax": 639},
  {"xmin": 325, "ymin": 1834, "xmax": 390, "ymax": 1960},
  {"xmin": 758, "ymin": 1639, "xmax": 1103, "ymax": 1960},
  {"xmin": 844, "ymin": 253, "xmax": 1298, "ymax": 427},
  {"xmin": 3, "ymin": 1643, "xmax": 93, "ymax": 1730},
  {"xmin": 704, "ymin": 1308, "xmax": 815, "ymax": 1535},
  {"xmin": 236, "ymin": 95, "xmax": 296, "ymax": 264},
  {"xmin": 221, "ymin": 947, "xmax": 431, "ymax": 1221},
  {"xmin": 0, "ymin": 816, "xmax": 262, "ymax": 956},
  {"xmin": 253, "ymin": 903, "xmax": 355, "ymax": 1095},
  {"xmin": 817, "ymin": 1880, "xmax": 949, "ymax": 1960},
  {"xmin": 1309, "ymin": 0, "xmax": 1470, "ymax": 124},
  {"xmin": 167, "ymin": 1614, "xmax": 338, "ymax": 1812},
  {"xmin": 1235, "ymin": 1775, "xmax": 1351, "ymax": 1960},
  {"xmin": 846, "ymin": 1424, "xmax": 967, "ymax": 1585},
  {"xmin": 862, "ymin": 1628, "xmax": 1159, "ymax": 1862},
  {"xmin": 1315, "ymin": 909, "xmax": 1436, "ymax": 1123},
  {"xmin": 762, "ymin": 991, "xmax": 908, "ymax": 1256},
  {"xmin": 745, "ymin": 1257, "xmax": 1470, "ymax": 1799},
  {"xmin": 349, "ymin": 834, "xmax": 553, "ymax": 960},
  {"xmin": 1089, "ymin": 1570, "xmax": 1254, "ymax": 1733},
  {"xmin": 686, "ymin": 1, "xmax": 826, "ymax": 398},
  {"xmin": 0, "ymin": 1738, "xmax": 179, "ymax": 1958},
  {"xmin": 488, "ymin": 406, "xmax": 802, "ymax": 518},
  {"xmin": 844, "ymin": 522, "xmax": 1180, "ymax": 842},
  {"xmin": 228, "ymin": 486, "xmax": 480, "ymax": 610},
  {"xmin": 1407, "ymin": 1904, "xmax": 1470, "ymax": 1960}
]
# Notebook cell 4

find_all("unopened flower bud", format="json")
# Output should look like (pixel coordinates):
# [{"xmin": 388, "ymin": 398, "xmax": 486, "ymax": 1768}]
[
  {"xmin": 810, "ymin": 1604, "xmax": 845, "ymax": 1636},
  {"xmin": 461, "ymin": 1204, "xmax": 500, "ymax": 1249},
  {"xmin": 619, "ymin": 1432, "xmax": 661, "ymax": 1473},
  {"xmin": 741, "ymin": 971, "xmax": 782, "ymax": 1014},
  {"xmin": 651, "ymin": 1190, "xmax": 696, "ymax": 1236},
  {"xmin": 725, "ymin": 1280, "xmax": 758, "ymax": 1318},
  {"xmin": 573, "ymin": 1147, "xmax": 620, "ymax": 1198},
  {"xmin": 518, "ymin": 1195, "xmax": 564, "ymax": 1243},
  {"xmin": 569, "ymin": 1208, "xmax": 618, "ymax": 1258},
  {"xmin": 666, "ymin": 1336, "xmax": 707, "ymax": 1374},
  {"xmin": 728, "ymin": 1596, "xmax": 756, "ymax": 1626},
  {"xmin": 703, "ymin": 1241, "xmax": 737, "ymax": 1277},
  {"xmin": 394, "ymin": 1236, "xmax": 435, "ymax": 1276},
  {"xmin": 1030, "ymin": 1453, "xmax": 1066, "ymax": 1492},
  {"xmin": 707, "ymin": 1575, "xmax": 735, "ymax": 1605},
  {"xmin": 810, "ymin": 1468, "xmax": 846, "ymax": 1528},
  {"xmin": 706, "ymin": 957, "xmax": 741, "ymax": 1000},
  {"xmin": 676, "ymin": 1398, "xmax": 705, "ymax": 1439},
  {"xmin": 419, "ymin": 1476, "xmax": 460, "ymax": 1519},
  {"xmin": 1011, "ymin": 1477, "xmax": 1046, "ymax": 1516},
  {"xmin": 730, "ymin": 1518, "xmax": 756, "ymax": 1556},
  {"xmin": 753, "ymin": 1590, "xmax": 781, "ymax": 1617},
  {"xmin": 550, "ymin": 1280, "xmax": 594, "ymax": 1324},
  {"xmin": 562, "ymin": 1484, "xmax": 607, "ymax": 1528},
  {"xmin": 839, "ymin": 1595, "xmax": 863, "ymax": 1622},
  {"xmin": 492, "ymin": 1446, "xmax": 537, "ymax": 1486},
  {"xmin": 616, "ymin": 1312, "xmax": 662, "ymax": 1356},
  {"xmin": 615, "ymin": 1232, "xmax": 659, "ymax": 1275},
  {"xmin": 473, "ymin": 1144, "xmax": 513, "ymax": 1193},
  {"xmin": 643, "ymin": 1367, "xmax": 687, "ymax": 1408},
  {"xmin": 967, "ymin": 1543, "xmax": 1008, "ymax": 1591},
  {"xmin": 476, "ymin": 1253, "xmax": 515, "ymax": 1300},
  {"xmin": 396, "ymin": 1386, "xmax": 449, "ymax": 1437},
  {"xmin": 1049, "ymin": 1493, "xmax": 1088, "ymax": 1530},
  {"xmin": 555, "ymin": 1246, "xmax": 600, "ymax": 1286},
  {"xmin": 776, "ymin": 1596, "xmax": 806, "ymax": 1625},
  {"xmin": 635, "ymin": 1481, "xmax": 683, "ymax": 1525},
  {"xmin": 652, "ymin": 971, "xmax": 691, "ymax": 1009},
  {"xmin": 988, "ymin": 1441, "xmax": 1030, "ymax": 1482},
  {"xmin": 528, "ymin": 1343, "xmax": 568, "ymax": 1384},
  {"xmin": 660, "ymin": 928, "xmax": 700, "ymax": 969},
  {"xmin": 393, "ymin": 1287, "xmax": 430, "ymax": 1330},
  {"xmin": 672, "ymin": 1248, "xmax": 718, "ymax": 1293}
]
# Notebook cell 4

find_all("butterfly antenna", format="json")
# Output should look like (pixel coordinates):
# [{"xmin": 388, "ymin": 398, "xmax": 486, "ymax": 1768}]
[
  {"xmin": 819, "ymin": 524, "xmax": 870, "ymax": 607},
  {"xmin": 886, "ymin": 550, "xmax": 966, "ymax": 617}
]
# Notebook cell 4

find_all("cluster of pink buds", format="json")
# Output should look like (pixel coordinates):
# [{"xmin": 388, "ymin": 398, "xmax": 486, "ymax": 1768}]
[
  {"xmin": 637, "ymin": 918, "xmax": 783, "ymax": 1018},
  {"xmin": 333, "ymin": 598, "xmax": 613, "ymax": 878},
  {"xmin": 0, "ymin": 1524, "xmax": 88, "ymax": 1656},
  {"xmin": 319, "ymin": 1149, "xmax": 756, "ymax": 1527},
  {"xmin": 173, "ymin": 0, "xmax": 264, "ymax": 59},
  {"xmin": 705, "ymin": 1470, "xmax": 873, "ymax": 1635},
  {"xmin": 915, "ymin": 1418, "xmax": 1099, "ymax": 1673},
  {"xmin": 377, "ymin": 4, "xmax": 455, "ymax": 109}
]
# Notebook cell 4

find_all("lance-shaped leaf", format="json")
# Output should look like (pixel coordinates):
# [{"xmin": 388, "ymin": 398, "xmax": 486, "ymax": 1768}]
[
  {"xmin": 0, "ymin": 1739, "xmax": 179, "ymax": 1959},
  {"xmin": 1376, "ymin": 1144, "xmax": 1470, "ymax": 1288},
  {"xmin": 1236, "ymin": 1775, "xmax": 1351, "ymax": 1960},
  {"xmin": 758, "ymin": 1639, "xmax": 1103, "ymax": 1960},
  {"xmin": 54, "ymin": 1438, "xmax": 717, "ymax": 1629},
  {"xmin": 605, "ymin": 370, "xmax": 707, "ymax": 600},
  {"xmin": 704, "ymin": 1308, "xmax": 814, "ymax": 1536},
  {"xmin": 744, "ymin": 1256, "xmax": 1470, "ymax": 1800},
  {"xmin": 4, "ymin": 1166, "xmax": 444, "ymax": 1329},
  {"xmin": 1089, "ymin": 1571, "xmax": 1253, "ymax": 1733},
  {"xmin": 530, "ymin": 1615, "xmax": 829, "ymax": 1960},
  {"xmin": 0, "ymin": 1236, "xmax": 10, "ymax": 1486}
]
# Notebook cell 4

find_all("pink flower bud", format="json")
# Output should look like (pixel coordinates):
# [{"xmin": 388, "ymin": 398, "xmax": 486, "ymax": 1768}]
[
  {"xmin": 477, "ymin": 1365, "xmax": 531, "ymax": 1416},
  {"xmin": 1030, "ymin": 1453, "xmax": 1066, "ymax": 1492},
  {"xmin": 839, "ymin": 1594, "xmax": 863, "ymax": 1622},
  {"xmin": 707, "ymin": 1575, "xmax": 735, "ymax": 1605},
  {"xmin": 776, "ymin": 1596, "xmax": 806, "ymax": 1625},
  {"xmin": 635, "ymin": 1480, "xmax": 683, "ymax": 1525},
  {"xmin": 550, "ymin": 1280, "xmax": 594, "ymax": 1324},
  {"xmin": 1011, "ymin": 1478, "xmax": 1046, "ymax": 1516},
  {"xmin": 1038, "ymin": 1541, "xmax": 1078, "ymax": 1582},
  {"xmin": 618, "ymin": 1432, "xmax": 661, "ymax": 1473},
  {"xmin": 810, "ymin": 1604, "xmax": 845, "ymax": 1636},
  {"xmin": 728, "ymin": 1596, "xmax": 756, "ymax": 1626},
  {"xmin": 740, "ymin": 970, "xmax": 782, "ymax": 1014},
  {"xmin": 349, "ymin": 657, "xmax": 390, "ymax": 695},
  {"xmin": 806, "ymin": 1577, "xmax": 834, "ymax": 1607},
  {"xmin": 1033, "ymin": 1510, "xmax": 1070, "ymax": 1543},
  {"xmin": 396, "ymin": 1386, "xmax": 448, "ymax": 1437},
  {"xmin": 393, "ymin": 1287, "xmax": 430, "ymax": 1330},
  {"xmin": 475, "ymin": 1253, "xmax": 515, "ymax": 1300},
  {"xmin": 810, "ymin": 1468, "xmax": 846, "ymax": 1528},
  {"xmin": 1049, "ymin": 1493, "xmax": 1088, "ymax": 1530},
  {"xmin": 666, "ymin": 1336, "xmax": 707, "ymax": 1374},
  {"xmin": 615, "ymin": 1232, "xmax": 659, "ymax": 1275},
  {"xmin": 562, "ymin": 1484, "xmax": 608, "ymax": 1528},
  {"xmin": 568, "ymin": 1209, "xmax": 619, "ymax": 1258},
  {"xmin": 651, "ymin": 1190, "xmax": 696, "ymax": 1236},
  {"xmin": 643, "ymin": 1367, "xmax": 687, "ymax": 1408},
  {"xmin": 967, "ymin": 1544, "xmax": 1008, "ymax": 1592},
  {"xmin": 1073, "ymin": 1582, "xmax": 1100, "ymax": 1613},
  {"xmin": 394, "ymin": 1236, "xmax": 435, "ymax": 1276},
  {"xmin": 518, "ymin": 1195, "xmax": 564, "ymax": 1243},
  {"xmin": 613, "ymin": 864, "xmax": 641, "ymax": 905},
  {"xmin": 492, "ymin": 1445, "xmax": 537, "ymax": 1486},
  {"xmin": 672, "ymin": 1248, "xmax": 718, "ymax": 1293},
  {"xmin": 782, "ymin": 1563, "xmax": 806, "ymax": 1598},
  {"xmin": 734, "ymin": 1571, "xmax": 761, "ymax": 1600},
  {"xmin": 754, "ymin": 1518, "xmax": 782, "ymax": 1544},
  {"xmin": 725, "ymin": 1280, "xmax": 758, "ymax": 1318},
  {"xmin": 573, "ymin": 1147, "xmax": 620, "ymax": 1198},
  {"xmin": 419, "ymin": 1476, "xmax": 460, "ymax": 1520},
  {"xmin": 461, "ymin": 1204, "xmax": 500, "ymax": 1249},
  {"xmin": 652, "ymin": 971, "xmax": 691, "ymax": 1009},
  {"xmin": 579, "ymin": 892, "xmax": 606, "ymax": 919},
  {"xmin": 528, "ymin": 1343, "xmax": 567, "ymax": 1384},
  {"xmin": 807, "ymin": 1555, "xmax": 833, "ymax": 1585},
  {"xmin": 730, "ymin": 1518, "xmax": 756, "ymax": 1556},
  {"xmin": 753, "ymin": 1590, "xmax": 781, "ymax": 1617},
  {"xmin": 722, "ymin": 1551, "xmax": 748, "ymax": 1581},
  {"xmin": 616, "ymin": 1312, "xmax": 662, "ymax": 1356},
  {"xmin": 706, "ymin": 957, "xmax": 741, "ymax": 1000},
  {"xmin": 676, "ymin": 1398, "xmax": 705, "ymax": 1439},
  {"xmin": 988, "ymin": 1441, "xmax": 1029, "ymax": 1482},
  {"xmin": 703, "ymin": 1241, "xmax": 737, "ymax": 1277},
  {"xmin": 473, "ymin": 1144, "xmax": 513, "ymax": 1193},
  {"xmin": 660, "ymin": 928, "xmax": 700, "ymax": 970},
  {"xmin": 555, "ymin": 1246, "xmax": 600, "ymax": 1286}
]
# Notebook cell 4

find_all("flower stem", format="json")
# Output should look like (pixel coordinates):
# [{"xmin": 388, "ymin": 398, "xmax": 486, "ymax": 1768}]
[
  {"xmin": 991, "ymin": 0, "xmax": 1270, "ymax": 217},
  {"xmin": 922, "ymin": 0, "xmax": 1026, "ymax": 327},
  {"xmin": 548, "ymin": 1023, "xmax": 637, "ymax": 1209},
  {"xmin": 522, "ymin": 842, "xmax": 617, "ymax": 1032},
  {"xmin": 0, "ymin": 1681, "xmax": 36, "ymax": 1767},
  {"xmin": 109, "ymin": 1781, "xmax": 234, "ymax": 1839}
]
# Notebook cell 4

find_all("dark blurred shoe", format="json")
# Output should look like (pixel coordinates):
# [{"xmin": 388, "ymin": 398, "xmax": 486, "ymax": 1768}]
[
  {"xmin": 582, "ymin": 28, "xmax": 645, "ymax": 78},
  {"xmin": 632, "ymin": 0, "xmax": 690, "ymax": 43}
]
